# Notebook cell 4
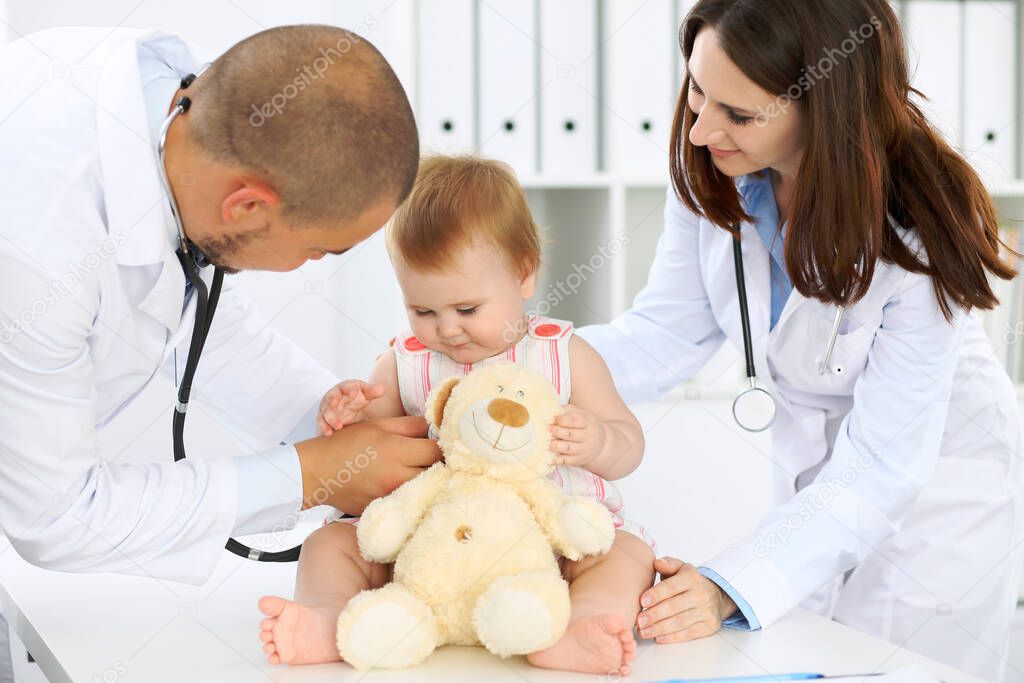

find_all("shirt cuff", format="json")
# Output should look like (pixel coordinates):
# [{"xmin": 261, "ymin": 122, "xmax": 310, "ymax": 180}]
[
  {"xmin": 233, "ymin": 445, "xmax": 303, "ymax": 536},
  {"xmin": 284, "ymin": 399, "xmax": 321, "ymax": 445},
  {"xmin": 699, "ymin": 566, "xmax": 762, "ymax": 631}
]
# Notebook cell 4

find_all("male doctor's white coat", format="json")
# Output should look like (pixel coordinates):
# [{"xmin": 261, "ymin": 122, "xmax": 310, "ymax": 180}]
[
  {"xmin": 0, "ymin": 27, "xmax": 337, "ymax": 590},
  {"xmin": 579, "ymin": 179, "xmax": 1024, "ymax": 680}
]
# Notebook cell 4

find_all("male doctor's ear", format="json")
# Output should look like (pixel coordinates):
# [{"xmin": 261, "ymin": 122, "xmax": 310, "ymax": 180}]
[{"xmin": 220, "ymin": 179, "xmax": 280, "ymax": 230}]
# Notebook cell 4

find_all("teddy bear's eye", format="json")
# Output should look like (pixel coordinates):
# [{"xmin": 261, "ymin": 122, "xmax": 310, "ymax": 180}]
[
  {"xmin": 516, "ymin": 390, "xmax": 525, "ymax": 399},
  {"xmin": 496, "ymin": 385, "xmax": 504, "ymax": 393}
]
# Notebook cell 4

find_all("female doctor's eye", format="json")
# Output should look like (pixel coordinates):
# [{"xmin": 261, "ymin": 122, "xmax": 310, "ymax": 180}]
[
  {"xmin": 727, "ymin": 111, "xmax": 754, "ymax": 126},
  {"xmin": 689, "ymin": 80, "xmax": 753, "ymax": 127}
]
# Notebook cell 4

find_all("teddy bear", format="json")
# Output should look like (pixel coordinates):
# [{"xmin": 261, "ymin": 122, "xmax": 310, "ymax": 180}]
[{"xmin": 334, "ymin": 362, "xmax": 616, "ymax": 670}]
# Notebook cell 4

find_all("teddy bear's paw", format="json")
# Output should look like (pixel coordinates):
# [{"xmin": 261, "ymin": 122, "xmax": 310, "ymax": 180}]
[
  {"xmin": 557, "ymin": 499, "xmax": 616, "ymax": 557},
  {"xmin": 336, "ymin": 584, "xmax": 439, "ymax": 669},
  {"xmin": 473, "ymin": 572, "xmax": 571, "ymax": 657},
  {"xmin": 356, "ymin": 504, "xmax": 410, "ymax": 562}
]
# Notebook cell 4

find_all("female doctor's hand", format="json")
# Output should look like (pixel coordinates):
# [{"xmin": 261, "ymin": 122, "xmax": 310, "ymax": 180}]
[{"xmin": 636, "ymin": 557, "xmax": 739, "ymax": 643}]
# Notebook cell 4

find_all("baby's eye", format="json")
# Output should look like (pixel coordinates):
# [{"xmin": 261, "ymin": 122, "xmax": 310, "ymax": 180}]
[
  {"xmin": 515, "ymin": 390, "xmax": 525, "ymax": 399},
  {"xmin": 457, "ymin": 306, "xmax": 478, "ymax": 316},
  {"xmin": 414, "ymin": 309, "xmax": 433, "ymax": 317}
]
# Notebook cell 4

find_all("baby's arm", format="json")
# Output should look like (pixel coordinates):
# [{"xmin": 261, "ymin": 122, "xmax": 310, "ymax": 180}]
[
  {"xmin": 317, "ymin": 349, "xmax": 406, "ymax": 434},
  {"xmin": 549, "ymin": 335, "xmax": 645, "ymax": 481},
  {"xmin": 360, "ymin": 348, "xmax": 406, "ymax": 420}
]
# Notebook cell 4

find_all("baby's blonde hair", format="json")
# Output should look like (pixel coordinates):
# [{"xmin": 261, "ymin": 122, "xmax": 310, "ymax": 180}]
[{"xmin": 385, "ymin": 155, "xmax": 541, "ymax": 278}]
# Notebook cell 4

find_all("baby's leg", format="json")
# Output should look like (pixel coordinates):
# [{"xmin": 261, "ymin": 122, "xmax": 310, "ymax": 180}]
[
  {"xmin": 258, "ymin": 521, "xmax": 391, "ymax": 665},
  {"xmin": 527, "ymin": 530, "xmax": 656, "ymax": 676}
]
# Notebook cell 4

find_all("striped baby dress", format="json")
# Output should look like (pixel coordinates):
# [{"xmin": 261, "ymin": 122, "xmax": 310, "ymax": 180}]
[{"xmin": 384, "ymin": 314, "xmax": 655, "ymax": 550}]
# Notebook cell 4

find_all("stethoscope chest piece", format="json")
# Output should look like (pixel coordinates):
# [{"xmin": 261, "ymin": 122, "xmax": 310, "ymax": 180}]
[{"xmin": 732, "ymin": 383, "xmax": 777, "ymax": 432}]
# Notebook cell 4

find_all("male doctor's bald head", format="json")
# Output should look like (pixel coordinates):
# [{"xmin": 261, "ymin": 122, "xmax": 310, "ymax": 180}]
[{"xmin": 163, "ymin": 24, "xmax": 419, "ymax": 272}]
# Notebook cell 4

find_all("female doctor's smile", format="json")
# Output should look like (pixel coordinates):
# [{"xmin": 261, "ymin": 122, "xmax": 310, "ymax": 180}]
[{"xmin": 578, "ymin": 0, "xmax": 1021, "ymax": 679}]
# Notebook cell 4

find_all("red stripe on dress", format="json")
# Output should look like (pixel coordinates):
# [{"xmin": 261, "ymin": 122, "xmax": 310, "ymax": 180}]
[{"xmin": 552, "ymin": 339, "xmax": 561, "ymax": 395}]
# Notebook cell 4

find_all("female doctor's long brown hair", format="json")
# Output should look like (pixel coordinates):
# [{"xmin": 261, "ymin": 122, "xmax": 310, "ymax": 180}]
[{"xmin": 671, "ymin": 0, "xmax": 1017, "ymax": 320}]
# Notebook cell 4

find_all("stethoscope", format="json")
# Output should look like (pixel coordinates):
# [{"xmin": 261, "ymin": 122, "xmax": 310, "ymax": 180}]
[
  {"xmin": 730, "ymin": 225, "xmax": 845, "ymax": 433},
  {"xmin": 156, "ymin": 74, "xmax": 301, "ymax": 562}
]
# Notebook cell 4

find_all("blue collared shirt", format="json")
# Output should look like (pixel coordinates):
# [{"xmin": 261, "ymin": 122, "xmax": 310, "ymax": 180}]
[{"xmin": 740, "ymin": 170, "xmax": 793, "ymax": 330}]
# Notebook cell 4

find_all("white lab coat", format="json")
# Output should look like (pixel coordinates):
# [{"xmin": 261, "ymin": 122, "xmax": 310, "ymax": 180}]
[
  {"xmin": 0, "ymin": 29, "xmax": 336, "ymax": 584},
  {"xmin": 580, "ymin": 181, "xmax": 1024, "ymax": 680}
]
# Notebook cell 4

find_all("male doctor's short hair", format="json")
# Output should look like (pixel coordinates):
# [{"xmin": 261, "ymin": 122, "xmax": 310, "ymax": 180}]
[
  {"xmin": 385, "ymin": 155, "xmax": 542, "ymax": 279},
  {"xmin": 672, "ymin": 0, "xmax": 1017, "ymax": 321},
  {"xmin": 187, "ymin": 24, "xmax": 419, "ymax": 224}
]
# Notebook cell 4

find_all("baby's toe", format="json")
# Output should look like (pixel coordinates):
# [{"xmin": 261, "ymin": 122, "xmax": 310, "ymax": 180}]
[{"xmin": 258, "ymin": 595, "xmax": 288, "ymax": 618}]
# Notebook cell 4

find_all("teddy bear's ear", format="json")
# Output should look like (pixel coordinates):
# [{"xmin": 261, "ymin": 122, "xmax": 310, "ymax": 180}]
[{"xmin": 424, "ymin": 376, "xmax": 461, "ymax": 430}]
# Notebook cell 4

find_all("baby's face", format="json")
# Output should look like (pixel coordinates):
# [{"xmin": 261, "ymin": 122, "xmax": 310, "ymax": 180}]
[{"xmin": 393, "ymin": 241, "xmax": 536, "ymax": 364}]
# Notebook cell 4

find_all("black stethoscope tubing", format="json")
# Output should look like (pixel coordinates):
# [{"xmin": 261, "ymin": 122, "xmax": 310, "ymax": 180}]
[{"xmin": 159, "ymin": 74, "xmax": 301, "ymax": 562}]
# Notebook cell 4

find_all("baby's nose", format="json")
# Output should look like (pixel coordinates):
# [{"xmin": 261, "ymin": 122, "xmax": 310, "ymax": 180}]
[{"xmin": 487, "ymin": 398, "xmax": 529, "ymax": 428}]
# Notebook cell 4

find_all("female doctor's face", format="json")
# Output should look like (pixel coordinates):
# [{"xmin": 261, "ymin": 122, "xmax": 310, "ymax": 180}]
[{"xmin": 686, "ymin": 26, "xmax": 806, "ymax": 178}]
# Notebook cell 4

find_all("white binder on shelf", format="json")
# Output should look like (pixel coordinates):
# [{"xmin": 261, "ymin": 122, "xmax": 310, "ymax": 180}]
[
  {"xmin": 603, "ymin": 0, "xmax": 676, "ymax": 179},
  {"xmin": 478, "ymin": 0, "xmax": 538, "ymax": 176},
  {"xmin": 962, "ymin": 1, "xmax": 1017, "ymax": 185},
  {"xmin": 675, "ymin": 0, "xmax": 697, "ymax": 104},
  {"xmin": 538, "ymin": 0, "xmax": 598, "ymax": 175},
  {"xmin": 417, "ymin": 0, "xmax": 476, "ymax": 154},
  {"xmin": 335, "ymin": 0, "xmax": 417, "ymax": 98},
  {"xmin": 904, "ymin": 0, "xmax": 963, "ymax": 149}
]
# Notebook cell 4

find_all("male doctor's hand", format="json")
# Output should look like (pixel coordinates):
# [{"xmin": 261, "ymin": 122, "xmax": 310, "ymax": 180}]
[
  {"xmin": 636, "ymin": 557, "xmax": 739, "ymax": 643},
  {"xmin": 294, "ymin": 415, "xmax": 442, "ymax": 514}
]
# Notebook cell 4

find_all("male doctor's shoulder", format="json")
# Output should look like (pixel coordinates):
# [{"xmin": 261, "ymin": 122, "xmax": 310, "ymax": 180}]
[{"xmin": 0, "ymin": 28, "xmax": 186, "ymax": 272}]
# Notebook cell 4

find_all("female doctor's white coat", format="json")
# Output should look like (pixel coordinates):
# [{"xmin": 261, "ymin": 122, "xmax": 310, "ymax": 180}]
[
  {"xmin": 579, "ymin": 178, "xmax": 1023, "ymax": 679},
  {"xmin": 0, "ymin": 29, "xmax": 337, "ymax": 586}
]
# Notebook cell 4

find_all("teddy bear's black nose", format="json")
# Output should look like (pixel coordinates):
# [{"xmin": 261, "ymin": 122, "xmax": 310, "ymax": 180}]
[{"xmin": 487, "ymin": 398, "xmax": 529, "ymax": 428}]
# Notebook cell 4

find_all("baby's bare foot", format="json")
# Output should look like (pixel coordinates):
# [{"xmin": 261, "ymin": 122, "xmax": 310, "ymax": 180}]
[
  {"xmin": 526, "ymin": 613, "xmax": 635, "ymax": 677},
  {"xmin": 258, "ymin": 595, "xmax": 342, "ymax": 665}
]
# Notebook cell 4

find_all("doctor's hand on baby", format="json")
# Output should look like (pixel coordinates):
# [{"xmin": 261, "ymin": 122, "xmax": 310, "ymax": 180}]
[
  {"xmin": 636, "ymin": 557, "xmax": 739, "ymax": 643},
  {"xmin": 317, "ymin": 380, "xmax": 386, "ymax": 435}
]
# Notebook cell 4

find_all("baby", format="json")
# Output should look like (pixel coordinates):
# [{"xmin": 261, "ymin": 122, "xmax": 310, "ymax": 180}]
[{"xmin": 258, "ymin": 155, "xmax": 656, "ymax": 676}]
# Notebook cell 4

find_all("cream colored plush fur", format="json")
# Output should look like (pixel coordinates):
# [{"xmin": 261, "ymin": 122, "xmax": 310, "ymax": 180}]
[{"xmin": 335, "ymin": 362, "xmax": 616, "ymax": 670}]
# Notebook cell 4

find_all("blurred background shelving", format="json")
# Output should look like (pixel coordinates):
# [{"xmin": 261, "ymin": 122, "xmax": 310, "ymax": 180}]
[{"xmin": 4, "ymin": 0, "xmax": 1021, "ymax": 391}]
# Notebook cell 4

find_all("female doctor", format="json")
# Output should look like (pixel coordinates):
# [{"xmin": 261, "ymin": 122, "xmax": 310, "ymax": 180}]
[{"xmin": 578, "ymin": 0, "xmax": 1022, "ymax": 678}]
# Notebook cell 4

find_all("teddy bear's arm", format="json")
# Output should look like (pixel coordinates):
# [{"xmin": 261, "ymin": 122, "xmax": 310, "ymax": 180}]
[
  {"xmin": 356, "ymin": 461, "xmax": 451, "ymax": 563},
  {"xmin": 517, "ymin": 480, "xmax": 616, "ymax": 562}
]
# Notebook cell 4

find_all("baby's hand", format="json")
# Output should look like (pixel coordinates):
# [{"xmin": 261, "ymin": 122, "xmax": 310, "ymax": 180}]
[
  {"xmin": 549, "ymin": 405, "xmax": 606, "ymax": 467},
  {"xmin": 317, "ymin": 380, "xmax": 386, "ymax": 435}
]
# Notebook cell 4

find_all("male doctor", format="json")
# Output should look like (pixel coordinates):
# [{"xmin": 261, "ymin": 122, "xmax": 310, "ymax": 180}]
[{"xmin": 0, "ymin": 24, "xmax": 437, "ymax": 676}]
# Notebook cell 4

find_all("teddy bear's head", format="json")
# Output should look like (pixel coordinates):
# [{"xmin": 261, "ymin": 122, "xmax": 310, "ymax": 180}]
[{"xmin": 424, "ymin": 363, "xmax": 562, "ymax": 483}]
